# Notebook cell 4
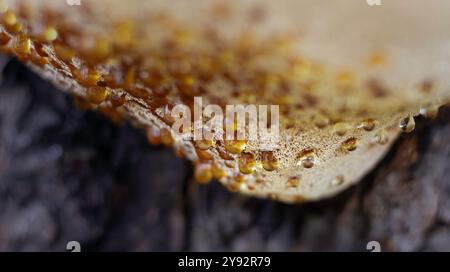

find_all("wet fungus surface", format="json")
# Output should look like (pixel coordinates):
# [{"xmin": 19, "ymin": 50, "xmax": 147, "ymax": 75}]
[{"xmin": 0, "ymin": 0, "xmax": 449, "ymax": 203}]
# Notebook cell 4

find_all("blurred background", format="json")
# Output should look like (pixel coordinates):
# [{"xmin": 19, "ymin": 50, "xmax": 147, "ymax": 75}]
[{"xmin": 0, "ymin": 56, "xmax": 450, "ymax": 252}]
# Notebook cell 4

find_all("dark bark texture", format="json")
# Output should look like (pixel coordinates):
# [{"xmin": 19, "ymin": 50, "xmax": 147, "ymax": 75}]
[{"xmin": 0, "ymin": 58, "xmax": 449, "ymax": 252}]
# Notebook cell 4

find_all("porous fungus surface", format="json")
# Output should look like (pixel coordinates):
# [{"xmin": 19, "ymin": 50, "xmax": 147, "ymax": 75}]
[{"xmin": 1, "ymin": 0, "xmax": 449, "ymax": 203}]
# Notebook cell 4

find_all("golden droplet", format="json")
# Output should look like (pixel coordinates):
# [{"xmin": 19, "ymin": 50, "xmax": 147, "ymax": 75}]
[
  {"xmin": 286, "ymin": 176, "xmax": 301, "ymax": 188},
  {"xmin": 43, "ymin": 27, "xmax": 58, "ymax": 42},
  {"xmin": 212, "ymin": 163, "xmax": 227, "ymax": 179},
  {"xmin": 399, "ymin": 115, "xmax": 415, "ymax": 133},
  {"xmin": 358, "ymin": 118, "xmax": 376, "ymax": 131},
  {"xmin": 419, "ymin": 103, "xmax": 439, "ymax": 119},
  {"xmin": 196, "ymin": 148, "xmax": 214, "ymax": 161},
  {"xmin": 297, "ymin": 148, "xmax": 316, "ymax": 168},
  {"xmin": 334, "ymin": 122, "xmax": 352, "ymax": 136},
  {"xmin": 195, "ymin": 139, "xmax": 215, "ymax": 150},
  {"xmin": 54, "ymin": 44, "xmax": 75, "ymax": 62},
  {"xmin": 342, "ymin": 137, "xmax": 358, "ymax": 152},
  {"xmin": 238, "ymin": 152, "xmax": 257, "ymax": 174},
  {"xmin": 331, "ymin": 176, "xmax": 345, "ymax": 186},
  {"xmin": 372, "ymin": 129, "xmax": 389, "ymax": 145},
  {"xmin": 146, "ymin": 126, "xmax": 161, "ymax": 146},
  {"xmin": 313, "ymin": 114, "xmax": 330, "ymax": 129},
  {"xmin": 12, "ymin": 34, "xmax": 31, "ymax": 56},
  {"xmin": 261, "ymin": 151, "xmax": 278, "ymax": 171},
  {"xmin": 3, "ymin": 10, "xmax": 16, "ymax": 25},
  {"xmin": 160, "ymin": 128, "xmax": 174, "ymax": 146},
  {"xmin": 224, "ymin": 140, "xmax": 246, "ymax": 154},
  {"xmin": 86, "ymin": 87, "xmax": 109, "ymax": 105},
  {"xmin": 195, "ymin": 163, "xmax": 213, "ymax": 185}
]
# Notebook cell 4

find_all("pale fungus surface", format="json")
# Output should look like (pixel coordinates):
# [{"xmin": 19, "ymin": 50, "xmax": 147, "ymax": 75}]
[{"xmin": 1, "ymin": 0, "xmax": 449, "ymax": 203}]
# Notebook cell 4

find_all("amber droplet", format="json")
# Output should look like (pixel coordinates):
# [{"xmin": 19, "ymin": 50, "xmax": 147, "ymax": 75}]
[
  {"xmin": 399, "ymin": 115, "xmax": 415, "ymax": 133},
  {"xmin": 419, "ymin": 103, "xmax": 439, "ymax": 119},
  {"xmin": 3, "ymin": 10, "xmax": 16, "ymax": 25},
  {"xmin": 110, "ymin": 93, "xmax": 126, "ymax": 108},
  {"xmin": 297, "ymin": 148, "xmax": 316, "ymax": 168},
  {"xmin": 224, "ymin": 140, "xmax": 246, "ymax": 154},
  {"xmin": 358, "ymin": 118, "xmax": 376, "ymax": 131},
  {"xmin": 372, "ymin": 129, "xmax": 389, "ymax": 145},
  {"xmin": 334, "ymin": 122, "xmax": 351, "ymax": 136},
  {"xmin": 196, "ymin": 148, "xmax": 213, "ymax": 161},
  {"xmin": 12, "ymin": 34, "xmax": 31, "ymax": 56},
  {"xmin": 157, "ymin": 128, "xmax": 173, "ymax": 146},
  {"xmin": 212, "ymin": 163, "xmax": 227, "ymax": 179},
  {"xmin": 286, "ymin": 176, "xmax": 301, "ymax": 188},
  {"xmin": 238, "ymin": 152, "xmax": 257, "ymax": 174},
  {"xmin": 0, "ymin": 29, "xmax": 11, "ymax": 45},
  {"xmin": 313, "ymin": 114, "xmax": 330, "ymax": 129},
  {"xmin": 146, "ymin": 126, "xmax": 161, "ymax": 146},
  {"xmin": 43, "ymin": 27, "xmax": 58, "ymax": 42},
  {"xmin": 195, "ymin": 139, "xmax": 215, "ymax": 150},
  {"xmin": 331, "ymin": 176, "xmax": 345, "ymax": 186},
  {"xmin": 261, "ymin": 151, "xmax": 278, "ymax": 171},
  {"xmin": 82, "ymin": 69, "xmax": 103, "ymax": 87},
  {"xmin": 86, "ymin": 87, "xmax": 109, "ymax": 105},
  {"xmin": 195, "ymin": 163, "xmax": 213, "ymax": 184},
  {"xmin": 342, "ymin": 137, "xmax": 358, "ymax": 152},
  {"xmin": 54, "ymin": 44, "xmax": 75, "ymax": 62}
]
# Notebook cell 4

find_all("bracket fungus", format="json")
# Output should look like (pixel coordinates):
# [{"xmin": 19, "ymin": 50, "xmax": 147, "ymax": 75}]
[{"xmin": 0, "ymin": 0, "xmax": 449, "ymax": 203}]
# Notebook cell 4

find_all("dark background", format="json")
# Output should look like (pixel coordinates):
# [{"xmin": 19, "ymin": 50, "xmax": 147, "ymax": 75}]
[{"xmin": 0, "ymin": 57, "xmax": 449, "ymax": 252}]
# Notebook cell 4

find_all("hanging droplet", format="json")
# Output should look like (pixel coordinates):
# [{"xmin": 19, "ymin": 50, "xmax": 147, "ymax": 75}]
[
  {"xmin": 195, "ymin": 139, "xmax": 215, "ymax": 150},
  {"xmin": 358, "ymin": 118, "xmax": 376, "ymax": 131},
  {"xmin": 399, "ymin": 115, "xmax": 415, "ymax": 133},
  {"xmin": 238, "ymin": 152, "xmax": 257, "ymax": 174},
  {"xmin": 212, "ymin": 163, "xmax": 227, "ymax": 179},
  {"xmin": 146, "ymin": 126, "xmax": 161, "ymax": 146},
  {"xmin": 296, "ymin": 148, "xmax": 316, "ymax": 168},
  {"xmin": 12, "ymin": 34, "xmax": 31, "ymax": 56},
  {"xmin": 419, "ymin": 103, "xmax": 439, "ymax": 119},
  {"xmin": 286, "ymin": 176, "xmax": 301, "ymax": 188},
  {"xmin": 86, "ymin": 87, "xmax": 109, "ymax": 105},
  {"xmin": 160, "ymin": 128, "xmax": 174, "ymax": 146},
  {"xmin": 224, "ymin": 140, "xmax": 246, "ymax": 154},
  {"xmin": 196, "ymin": 148, "xmax": 213, "ymax": 161},
  {"xmin": 342, "ymin": 137, "xmax": 358, "ymax": 151},
  {"xmin": 261, "ymin": 151, "xmax": 278, "ymax": 171},
  {"xmin": 195, "ymin": 163, "xmax": 212, "ymax": 184}
]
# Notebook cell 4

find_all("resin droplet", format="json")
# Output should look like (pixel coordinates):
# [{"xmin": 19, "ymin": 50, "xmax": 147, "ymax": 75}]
[
  {"xmin": 212, "ymin": 163, "xmax": 227, "ymax": 179},
  {"xmin": 399, "ymin": 115, "xmax": 415, "ymax": 133},
  {"xmin": 297, "ymin": 148, "xmax": 316, "ymax": 168},
  {"xmin": 146, "ymin": 126, "xmax": 161, "ymax": 146},
  {"xmin": 195, "ymin": 139, "xmax": 215, "ymax": 150},
  {"xmin": 333, "ymin": 122, "xmax": 351, "ymax": 136},
  {"xmin": 372, "ymin": 129, "xmax": 389, "ymax": 145},
  {"xmin": 419, "ymin": 103, "xmax": 439, "ymax": 119},
  {"xmin": 358, "ymin": 118, "xmax": 376, "ymax": 131},
  {"xmin": 261, "ymin": 151, "xmax": 278, "ymax": 171},
  {"xmin": 238, "ymin": 152, "xmax": 257, "ymax": 174},
  {"xmin": 13, "ymin": 34, "xmax": 31, "ymax": 56},
  {"xmin": 160, "ymin": 128, "xmax": 174, "ymax": 146},
  {"xmin": 43, "ymin": 27, "xmax": 58, "ymax": 42},
  {"xmin": 286, "ymin": 176, "xmax": 300, "ymax": 188},
  {"xmin": 195, "ymin": 164, "xmax": 212, "ymax": 184},
  {"xmin": 224, "ymin": 140, "xmax": 246, "ymax": 154},
  {"xmin": 86, "ymin": 87, "xmax": 109, "ymax": 105},
  {"xmin": 196, "ymin": 148, "xmax": 213, "ymax": 161},
  {"xmin": 342, "ymin": 137, "xmax": 358, "ymax": 152},
  {"xmin": 331, "ymin": 176, "xmax": 345, "ymax": 186}
]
